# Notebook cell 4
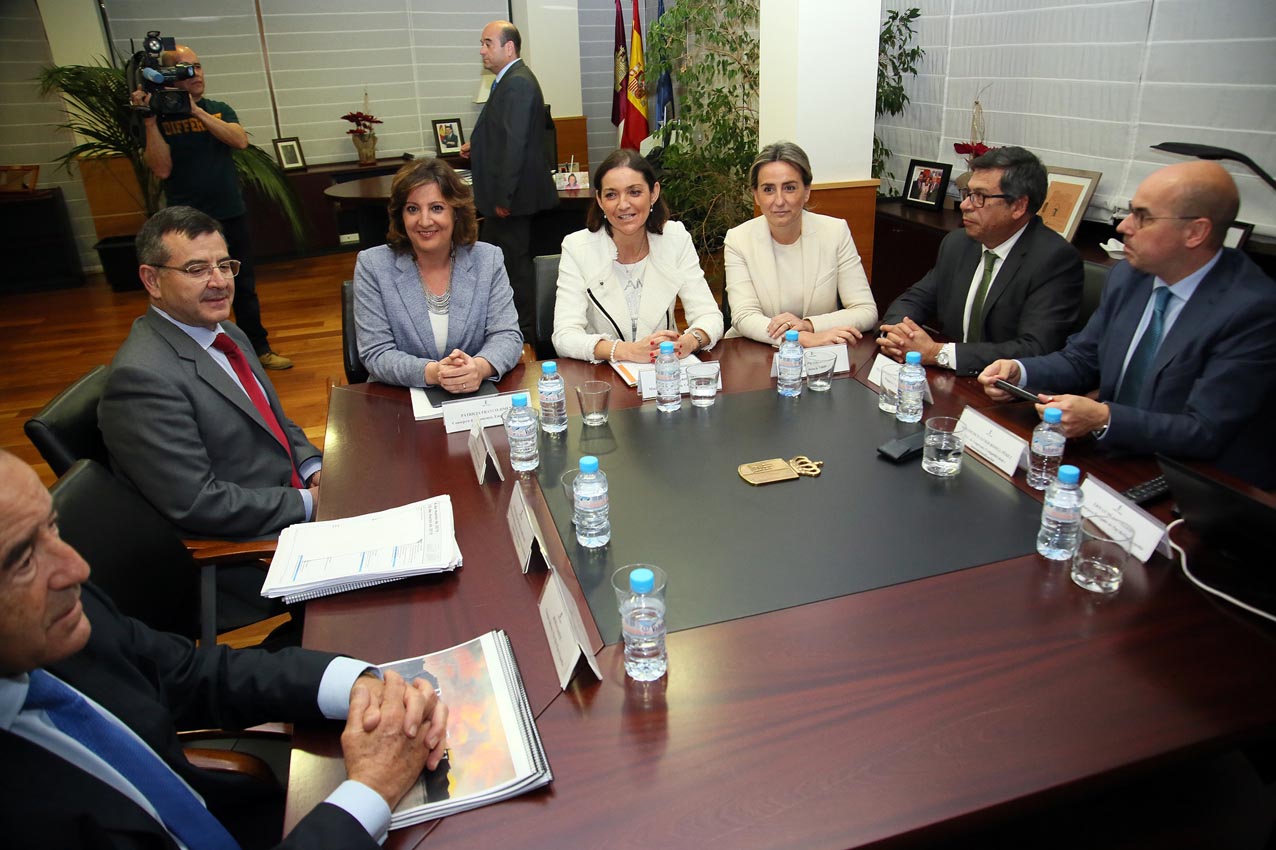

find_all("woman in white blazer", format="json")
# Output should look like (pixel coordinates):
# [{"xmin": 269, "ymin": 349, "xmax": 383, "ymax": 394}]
[
  {"xmin": 724, "ymin": 141, "xmax": 878, "ymax": 346},
  {"xmin": 354, "ymin": 158, "xmax": 522, "ymax": 390},
  {"xmin": 552, "ymin": 148, "xmax": 723, "ymax": 363}
]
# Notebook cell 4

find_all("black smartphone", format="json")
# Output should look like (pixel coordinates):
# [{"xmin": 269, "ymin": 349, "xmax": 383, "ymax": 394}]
[{"xmin": 993, "ymin": 379, "xmax": 1041, "ymax": 404}]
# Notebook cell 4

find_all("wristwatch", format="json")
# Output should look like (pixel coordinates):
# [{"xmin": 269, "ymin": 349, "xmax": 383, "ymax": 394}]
[
  {"xmin": 688, "ymin": 328, "xmax": 708, "ymax": 349},
  {"xmin": 935, "ymin": 345, "xmax": 952, "ymax": 369}
]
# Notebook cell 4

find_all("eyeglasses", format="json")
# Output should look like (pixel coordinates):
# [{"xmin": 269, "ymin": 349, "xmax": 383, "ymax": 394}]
[
  {"xmin": 959, "ymin": 189, "xmax": 1014, "ymax": 208},
  {"xmin": 1123, "ymin": 205, "xmax": 1203, "ymax": 230},
  {"xmin": 152, "ymin": 260, "xmax": 241, "ymax": 282}
]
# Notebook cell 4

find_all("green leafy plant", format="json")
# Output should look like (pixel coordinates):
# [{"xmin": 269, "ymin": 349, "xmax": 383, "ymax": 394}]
[
  {"xmin": 38, "ymin": 60, "xmax": 308, "ymax": 247},
  {"xmin": 874, "ymin": 7, "xmax": 925, "ymax": 190},
  {"xmin": 646, "ymin": 0, "xmax": 759, "ymax": 256}
]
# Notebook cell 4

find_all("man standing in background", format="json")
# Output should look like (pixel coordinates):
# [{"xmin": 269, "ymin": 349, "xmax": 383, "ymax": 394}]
[
  {"xmin": 463, "ymin": 20, "xmax": 558, "ymax": 341},
  {"xmin": 132, "ymin": 43, "xmax": 293, "ymax": 370}
]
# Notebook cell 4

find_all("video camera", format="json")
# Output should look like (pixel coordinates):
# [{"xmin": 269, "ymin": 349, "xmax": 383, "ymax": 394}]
[{"xmin": 126, "ymin": 31, "xmax": 194, "ymax": 118}]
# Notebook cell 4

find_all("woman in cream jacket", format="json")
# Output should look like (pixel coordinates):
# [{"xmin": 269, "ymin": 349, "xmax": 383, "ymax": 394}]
[
  {"xmin": 724, "ymin": 141, "xmax": 878, "ymax": 346},
  {"xmin": 552, "ymin": 148, "xmax": 722, "ymax": 363}
]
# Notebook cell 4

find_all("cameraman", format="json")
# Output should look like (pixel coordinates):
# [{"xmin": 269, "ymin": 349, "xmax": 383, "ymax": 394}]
[{"xmin": 130, "ymin": 44, "xmax": 292, "ymax": 370}]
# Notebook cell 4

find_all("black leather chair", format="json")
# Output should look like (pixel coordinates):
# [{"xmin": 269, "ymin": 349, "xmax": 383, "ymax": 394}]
[
  {"xmin": 1074, "ymin": 260, "xmax": 1109, "ymax": 333},
  {"xmin": 51, "ymin": 459, "xmax": 276, "ymax": 648},
  {"xmin": 532, "ymin": 254, "xmax": 560, "ymax": 360},
  {"xmin": 341, "ymin": 279, "xmax": 369, "ymax": 384},
  {"xmin": 24, "ymin": 365, "xmax": 109, "ymax": 477}
]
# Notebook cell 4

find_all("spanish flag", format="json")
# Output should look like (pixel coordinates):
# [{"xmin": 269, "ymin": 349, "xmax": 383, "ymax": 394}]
[{"xmin": 621, "ymin": 0, "xmax": 649, "ymax": 150}]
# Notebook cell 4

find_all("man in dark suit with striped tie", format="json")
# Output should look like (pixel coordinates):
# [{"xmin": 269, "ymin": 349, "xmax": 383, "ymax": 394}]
[
  {"xmin": 979, "ymin": 161, "xmax": 1276, "ymax": 488},
  {"xmin": 0, "ymin": 450, "xmax": 448, "ymax": 849}
]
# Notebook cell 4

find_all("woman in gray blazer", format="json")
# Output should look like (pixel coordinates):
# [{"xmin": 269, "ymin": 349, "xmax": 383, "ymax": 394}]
[
  {"xmin": 354, "ymin": 158, "xmax": 523, "ymax": 390},
  {"xmin": 724, "ymin": 142, "xmax": 878, "ymax": 347}
]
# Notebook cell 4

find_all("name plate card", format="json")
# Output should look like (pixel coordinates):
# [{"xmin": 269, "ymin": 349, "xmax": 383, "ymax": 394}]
[
  {"xmin": 768, "ymin": 343, "xmax": 852, "ymax": 376},
  {"xmin": 957, "ymin": 407, "xmax": 1029, "ymax": 477},
  {"xmin": 637, "ymin": 366, "xmax": 715, "ymax": 400},
  {"xmin": 538, "ymin": 566, "xmax": 602, "ymax": 689},
  {"xmin": 442, "ymin": 392, "xmax": 516, "ymax": 434},
  {"xmin": 867, "ymin": 353, "xmax": 934, "ymax": 403},
  {"xmin": 1081, "ymin": 476, "xmax": 1170, "ymax": 562},
  {"xmin": 506, "ymin": 483, "xmax": 553, "ymax": 574},
  {"xmin": 468, "ymin": 418, "xmax": 504, "ymax": 485}
]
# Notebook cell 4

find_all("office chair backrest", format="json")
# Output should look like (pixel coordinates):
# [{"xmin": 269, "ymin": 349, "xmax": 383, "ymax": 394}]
[
  {"xmin": 1074, "ymin": 261, "xmax": 1109, "ymax": 333},
  {"xmin": 532, "ymin": 254, "xmax": 561, "ymax": 360},
  {"xmin": 51, "ymin": 459, "xmax": 201, "ymax": 640},
  {"xmin": 24, "ymin": 365, "xmax": 109, "ymax": 478},
  {"xmin": 341, "ymin": 279, "xmax": 369, "ymax": 384}
]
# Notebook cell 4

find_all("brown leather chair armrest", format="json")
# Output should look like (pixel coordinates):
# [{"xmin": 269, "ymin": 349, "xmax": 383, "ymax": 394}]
[
  {"xmin": 185, "ymin": 538, "xmax": 277, "ymax": 565},
  {"xmin": 183, "ymin": 747, "xmax": 280, "ymax": 786}
]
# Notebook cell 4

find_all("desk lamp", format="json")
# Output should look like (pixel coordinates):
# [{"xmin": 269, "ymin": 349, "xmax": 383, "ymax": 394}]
[{"xmin": 1150, "ymin": 142, "xmax": 1276, "ymax": 192}]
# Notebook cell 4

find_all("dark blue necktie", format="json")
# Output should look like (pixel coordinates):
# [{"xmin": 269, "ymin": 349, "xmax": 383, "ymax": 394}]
[
  {"xmin": 1116, "ymin": 286, "xmax": 1172, "ymax": 406},
  {"xmin": 24, "ymin": 669, "xmax": 241, "ymax": 850}
]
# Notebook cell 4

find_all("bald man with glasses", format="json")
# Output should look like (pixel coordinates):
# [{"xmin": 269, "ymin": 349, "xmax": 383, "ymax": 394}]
[
  {"xmin": 980, "ymin": 160, "xmax": 1276, "ymax": 488},
  {"xmin": 878, "ymin": 146, "xmax": 1084, "ymax": 376},
  {"xmin": 99, "ymin": 206, "xmax": 322, "ymax": 543}
]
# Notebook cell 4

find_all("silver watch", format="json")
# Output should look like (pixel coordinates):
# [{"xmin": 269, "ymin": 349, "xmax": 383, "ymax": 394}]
[{"xmin": 935, "ymin": 346, "xmax": 952, "ymax": 369}]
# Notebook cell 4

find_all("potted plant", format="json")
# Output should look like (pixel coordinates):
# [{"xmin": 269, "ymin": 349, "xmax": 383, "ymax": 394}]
[
  {"xmin": 873, "ymin": 8, "xmax": 925, "ymax": 191},
  {"xmin": 341, "ymin": 110, "xmax": 382, "ymax": 165},
  {"xmin": 38, "ymin": 60, "xmax": 309, "ymax": 290}
]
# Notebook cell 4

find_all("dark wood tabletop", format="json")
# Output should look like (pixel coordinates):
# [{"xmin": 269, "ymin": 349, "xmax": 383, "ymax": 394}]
[{"xmin": 285, "ymin": 337, "xmax": 1276, "ymax": 848}]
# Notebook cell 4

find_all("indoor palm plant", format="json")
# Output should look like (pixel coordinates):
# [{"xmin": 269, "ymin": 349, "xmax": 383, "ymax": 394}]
[{"xmin": 38, "ymin": 60, "xmax": 309, "ymax": 250}]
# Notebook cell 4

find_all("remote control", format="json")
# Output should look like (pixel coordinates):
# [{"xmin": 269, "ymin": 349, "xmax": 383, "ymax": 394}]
[{"xmin": 1121, "ymin": 475, "xmax": 1170, "ymax": 506}]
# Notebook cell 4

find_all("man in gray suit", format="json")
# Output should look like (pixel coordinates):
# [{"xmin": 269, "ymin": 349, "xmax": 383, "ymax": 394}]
[
  {"xmin": 99, "ymin": 206, "xmax": 321, "ymax": 541},
  {"xmin": 462, "ymin": 20, "xmax": 558, "ymax": 340}
]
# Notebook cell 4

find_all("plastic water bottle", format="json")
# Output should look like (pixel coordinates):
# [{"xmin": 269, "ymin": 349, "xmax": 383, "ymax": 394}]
[
  {"xmin": 537, "ymin": 361, "xmax": 567, "ymax": 433},
  {"xmin": 655, "ymin": 341, "xmax": 681, "ymax": 412},
  {"xmin": 1037, "ymin": 464, "xmax": 1084, "ymax": 561},
  {"xmin": 776, "ymin": 329, "xmax": 804, "ymax": 397},
  {"xmin": 620, "ymin": 568, "xmax": 667, "ymax": 681},
  {"xmin": 1027, "ymin": 406, "xmax": 1066, "ymax": 490},
  {"xmin": 503, "ymin": 392, "xmax": 539, "ymax": 472},
  {"xmin": 573, "ymin": 455, "xmax": 610, "ymax": 548},
  {"xmin": 895, "ymin": 350, "xmax": 926, "ymax": 423}
]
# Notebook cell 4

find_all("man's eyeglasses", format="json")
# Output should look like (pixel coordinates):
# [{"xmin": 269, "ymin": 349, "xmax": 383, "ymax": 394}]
[
  {"xmin": 152, "ymin": 260, "xmax": 241, "ymax": 282},
  {"xmin": 1123, "ymin": 205, "xmax": 1202, "ymax": 230},
  {"xmin": 959, "ymin": 189, "xmax": 1014, "ymax": 208}
]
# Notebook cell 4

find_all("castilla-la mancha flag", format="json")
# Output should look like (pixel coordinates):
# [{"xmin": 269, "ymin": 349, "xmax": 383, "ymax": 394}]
[
  {"xmin": 611, "ymin": 0, "xmax": 628, "ymax": 127},
  {"xmin": 621, "ymin": 0, "xmax": 649, "ymax": 149}
]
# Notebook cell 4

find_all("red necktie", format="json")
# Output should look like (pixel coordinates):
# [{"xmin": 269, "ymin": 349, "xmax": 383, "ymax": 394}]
[{"xmin": 210, "ymin": 333, "xmax": 302, "ymax": 488}]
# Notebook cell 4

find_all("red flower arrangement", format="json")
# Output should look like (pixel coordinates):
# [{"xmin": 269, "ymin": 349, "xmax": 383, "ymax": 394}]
[
  {"xmin": 953, "ymin": 142, "xmax": 992, "ymax": 159},
  {"xmin": 341, "ymin": 111, "xmax": 382, "ymax": 136}
]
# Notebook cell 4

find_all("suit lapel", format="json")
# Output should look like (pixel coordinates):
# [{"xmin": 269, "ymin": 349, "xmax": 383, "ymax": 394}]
[
  {"xmin": 1145, "ymin": 261, "xmax": 1227, "ymax": 395},
  {"xmin": 144, "ymin": 310, "xmax": 272, "ymax": 438},
  {"xmin": 393, "ymin": 251, "xmax": 441, "ymax": 359},
  {"xmin": 752, "ymin": 219, "xmax": 783, "ymax": 316},
  {"xmin": 798, "ymin": 213, "xmax": 820, "ymax": 318},
  {"xmin": 446, "ymin": 246, "xmax": 476, "ymax": 351},
  {"xmin": 1099, "ymin": 269, "xmax": 1154, "ymax": 399},
  {"xmin": 945, "ymin": 237, "xmax": 983, "ymax": 334},
  {"xmin": 978, "ymin": 218, "xmax": 1037, "ymax": 321}
]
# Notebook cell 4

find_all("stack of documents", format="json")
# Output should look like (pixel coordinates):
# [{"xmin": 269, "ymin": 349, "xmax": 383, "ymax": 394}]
[
  {"xmin": 383, "ymin": 630, "xmax": 552, "ymax": 826},
  {"xmin": 261, "ymin": 496, "xmax": 462, "ymax": 603}
]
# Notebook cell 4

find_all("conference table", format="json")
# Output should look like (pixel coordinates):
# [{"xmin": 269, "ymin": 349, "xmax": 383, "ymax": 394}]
[{"xmin": 285, "ymin": 336, "xmax": 1276, "ymax": 849}]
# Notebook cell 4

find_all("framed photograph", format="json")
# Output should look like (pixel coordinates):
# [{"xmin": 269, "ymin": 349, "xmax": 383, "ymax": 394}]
[
  {"xmin": 272, "ymin": 137, "xmax": 306, "ymax": 172},
  {"xmin": 902, "ymin": 160, "xmax": 952, "ymax": 210},
  {"xmin": 553, "ymin": 171, "xmax": 589, "ymax": 191},
  {"xmin": 1224, "ymin": 221, "xmax": 1255, "ymax": 250},
  {"xmin": 1040, "ymin": 167, "xmax": 1102, "ymax": 242},
  {"xmin": 432, "ymin": 119, "xmax": 464, "ymax": 156}
]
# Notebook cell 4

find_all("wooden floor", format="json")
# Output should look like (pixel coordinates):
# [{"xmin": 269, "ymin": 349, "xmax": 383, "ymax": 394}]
[{"xmin": 1, "ymin": 252, "xmax": 360, "ymax": 488}]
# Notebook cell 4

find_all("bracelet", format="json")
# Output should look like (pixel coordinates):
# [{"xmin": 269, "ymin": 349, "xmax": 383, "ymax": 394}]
[
  {"xmin": 608, "ymin": 339, "xmax": 621, "ymax": 362},
  {"xmin": 688, "ymin": 328, "xmax": 708, "ymax": 350}
]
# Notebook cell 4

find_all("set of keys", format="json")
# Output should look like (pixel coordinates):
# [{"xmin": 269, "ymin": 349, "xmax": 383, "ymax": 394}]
[{"xmin": 738, "ymin": 455, "xmax": 824, "ymax": 486}]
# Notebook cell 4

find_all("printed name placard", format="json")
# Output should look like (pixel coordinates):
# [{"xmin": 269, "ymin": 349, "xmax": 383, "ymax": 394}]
[
  {"xmin": 768, "ymin": 343, "xmax": 852, "ymax": 376},
  {"xmin": 506, "ymin": 483, "xmax": 553, "ymax": 574},
  {"xmin": 538, "ymin": 566, "xmax": 602, "ymax": 689},
  {"xmin": 468, "ymin": 417, "xmax": 504, "ymax": 485},
  {"xmin": 442, "ymin": 392, "xmax": 516, "ymax": 434},
  {"xmin": 958, "ymin": 407, "xmax": 1029, "ymax": 477},
  {"xmin": 866, "ymin": 353, "xmax": 934, "ymax": 403},
  {"xmin": 1081, "ymin": 476, "xmax": 1170, "ymax": 562}
]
